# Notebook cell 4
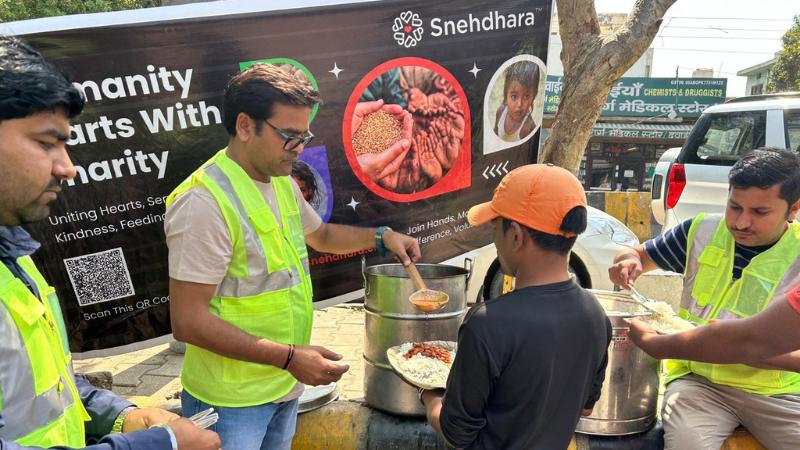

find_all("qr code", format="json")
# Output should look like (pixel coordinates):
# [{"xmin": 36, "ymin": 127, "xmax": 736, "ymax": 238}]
[{"xmin": 64, "ymin": 248, "xmax": 135, "ymax": 306}]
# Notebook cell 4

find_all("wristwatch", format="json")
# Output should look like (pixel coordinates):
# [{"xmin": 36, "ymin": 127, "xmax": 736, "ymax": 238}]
[
  {"xmin": 375, "ymin": 226, "xmax": 392, "ymax": 257},
  {"xmin": 111, "ymin": 406, "xmax": 137, "ymax": 433}
]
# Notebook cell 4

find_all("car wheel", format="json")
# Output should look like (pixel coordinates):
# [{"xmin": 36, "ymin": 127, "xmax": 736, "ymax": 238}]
[{"xmin": 481, "ymin": 256, "xmax": 589, "ymax": 302}]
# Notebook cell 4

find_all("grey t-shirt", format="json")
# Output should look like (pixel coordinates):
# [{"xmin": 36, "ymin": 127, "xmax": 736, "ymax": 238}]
[{"xmin": 439, "ymin": 279, "xmax": 612, "ymax": 450}]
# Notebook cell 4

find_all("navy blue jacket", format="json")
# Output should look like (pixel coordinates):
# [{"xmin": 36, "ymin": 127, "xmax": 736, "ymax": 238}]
[{"xmin": 0, "ymin": 226, "xmax": 171, "ymax": 450}]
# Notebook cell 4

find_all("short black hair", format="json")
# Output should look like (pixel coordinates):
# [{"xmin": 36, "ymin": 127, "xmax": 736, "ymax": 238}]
[
  {"xmin": 0, "ymin": 36, "xmax": 84, "ymax": 121},
  {"xmin": 503, "ymin": 61, "xmax": 539, "ymax": 102},
  {"xmin": 502, "ymin": 206, "xmax": 587, "ymax": 255},
  {"xmin": 223, "ymin": 63, "xmax": 321, "ymax": 136},
  {"xmin": 728, "ymin": 148, "xmax": 800, "ymax": 207}
]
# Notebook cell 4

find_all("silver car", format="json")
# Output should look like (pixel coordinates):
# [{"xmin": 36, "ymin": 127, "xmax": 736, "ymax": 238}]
[{"xmin": 652, "ymin": 93, "xmax": 800, "ymax": 231}]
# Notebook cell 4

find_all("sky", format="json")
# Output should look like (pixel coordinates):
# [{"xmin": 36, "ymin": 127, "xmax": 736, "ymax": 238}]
[{"xmin": 592, "ymin": 0, "xmax": 798, "ymax": 96}]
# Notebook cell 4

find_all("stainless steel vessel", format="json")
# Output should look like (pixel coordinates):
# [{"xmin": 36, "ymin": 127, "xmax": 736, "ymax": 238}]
[
  {"xmin": 363, "ymin": 261, "xmax": 470, "ymax": 416},
  {"xmin": 577, "ymin": 290, "xmax": 660, "ymax": 435}
]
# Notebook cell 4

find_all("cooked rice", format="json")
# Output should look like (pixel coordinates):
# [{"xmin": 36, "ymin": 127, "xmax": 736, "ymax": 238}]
[
  {"xmin": 396, "ymin": 342, "xmax": 455, "ymax": 387},
  {"xmin": 641, "ymin": 301, "xmax": 695, "ymax": 334}
]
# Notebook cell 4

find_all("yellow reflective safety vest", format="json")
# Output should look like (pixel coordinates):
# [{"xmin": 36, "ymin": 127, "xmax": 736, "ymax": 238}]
[
  {"xmin": 666, "ymin": 213, "xmax": 800, "ymax": 395},
  {"xmin": 0, "ymin": 256, "xmax": 89, "ymax": 446},
  {"xmin": 167, "ymin": 149, "xmax": 313, "ymax": 407}
]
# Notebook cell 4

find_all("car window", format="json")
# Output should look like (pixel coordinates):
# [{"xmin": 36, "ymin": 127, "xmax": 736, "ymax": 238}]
[
  {"xmin": 682, "ymin": 111, "xmax": 767, "ymax": 165},
  {"xmin": 786, "ymin": 109, "xmax": 800, "ymax": 153}
]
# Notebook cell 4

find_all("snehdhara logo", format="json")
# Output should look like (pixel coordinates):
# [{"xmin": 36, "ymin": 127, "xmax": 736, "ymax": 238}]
[
  {"xmin": 393, "ymin": 10, "xmax": 535, "ymax": 47},
  {"xmin": 393, "ymin": 11, "xmax": 424, "ymax": 48}
]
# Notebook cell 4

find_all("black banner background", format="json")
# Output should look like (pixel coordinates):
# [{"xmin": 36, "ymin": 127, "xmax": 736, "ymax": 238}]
[{"xmin": 23, "ymin": 0, "xmax": 551, "ymax": 354}]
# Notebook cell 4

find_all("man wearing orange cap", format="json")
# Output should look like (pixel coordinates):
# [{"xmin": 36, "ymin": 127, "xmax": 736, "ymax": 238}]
[{"xmin": 419, "ymin": 164, "xmax": 612, "ymax": 449}]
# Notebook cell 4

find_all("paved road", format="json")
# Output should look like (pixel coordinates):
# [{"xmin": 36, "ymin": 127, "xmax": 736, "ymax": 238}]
[{"xmin": 73, "ymin": 304, "xmax": 367, "ymax": 402}]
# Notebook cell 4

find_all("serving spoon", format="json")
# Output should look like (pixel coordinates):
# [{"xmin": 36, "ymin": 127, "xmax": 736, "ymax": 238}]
[{"xmin": 405, "ymin": 263, "xmax": 449, "ymax": 313}]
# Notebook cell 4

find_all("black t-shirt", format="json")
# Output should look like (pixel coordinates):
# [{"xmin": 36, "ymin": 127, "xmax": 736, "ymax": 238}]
[{"xmin": 439, "ymin": 279, "xmax": 612, "ymax": 450}]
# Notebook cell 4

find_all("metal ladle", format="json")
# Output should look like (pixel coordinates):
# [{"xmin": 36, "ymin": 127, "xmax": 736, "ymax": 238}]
[{"xmin": 405, "ymin": 263, "xmax": 449, "ymax": 313}]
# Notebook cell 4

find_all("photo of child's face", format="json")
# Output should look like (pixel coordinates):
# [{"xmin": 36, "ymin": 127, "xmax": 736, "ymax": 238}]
[
  {"xmin": 506, "ymin": 80, "xmax": 535, "ymax": 122},
  {"xmin": 483, "ymin": 56, "xmax": 545, "ymax": 153},
  {"xmin": 296, "ymin": 178, "xmax": 312, "ymax": 202}
]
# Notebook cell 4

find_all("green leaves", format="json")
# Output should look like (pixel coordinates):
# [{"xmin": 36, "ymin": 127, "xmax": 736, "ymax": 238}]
[
  {"xmin": 766, "ymin": 15, "xmax": 800, "ymax": 94},
  {"xmin": 0, "ymin": 0, "xmax": 161, "ymax": 23}
]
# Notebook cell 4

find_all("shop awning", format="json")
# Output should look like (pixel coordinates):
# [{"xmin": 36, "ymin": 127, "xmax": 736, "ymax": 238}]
[{"xmin": 591, "ymin": 122, "xmax": 693, "ymax": 140}]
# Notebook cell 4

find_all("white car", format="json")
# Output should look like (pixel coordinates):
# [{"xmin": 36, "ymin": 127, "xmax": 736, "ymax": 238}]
[
  {"xmin": 479, "ymin": 206, "xmax": 639, "ymax": 300},
  {"xmin": 652, "ymin": 93, "xmax": 800, "ymax": 230}
]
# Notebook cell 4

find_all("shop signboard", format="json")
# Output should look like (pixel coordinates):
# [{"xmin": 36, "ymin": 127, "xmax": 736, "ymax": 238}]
[
  {"xmin": 544, "ymin": 76, "xmax": 727, "ymax": 118},
  {"xmin": 591, "ymin": 126, "xmax": 691, "ymax": 140}
]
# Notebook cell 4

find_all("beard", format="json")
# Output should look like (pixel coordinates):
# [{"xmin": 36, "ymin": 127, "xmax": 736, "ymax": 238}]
[
  {"xmin": 17, "ymin": 203, "xmax": 51, "ymax": 224},
  {"xmin": 15, "ymin": 178, "xmax": 61, "ymax": 224}
]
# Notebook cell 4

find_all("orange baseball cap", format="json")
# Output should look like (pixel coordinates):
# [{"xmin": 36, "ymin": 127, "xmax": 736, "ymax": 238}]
[{"xmin": 467, "ymin": 164, "xmax": 587, "ymax": 237}]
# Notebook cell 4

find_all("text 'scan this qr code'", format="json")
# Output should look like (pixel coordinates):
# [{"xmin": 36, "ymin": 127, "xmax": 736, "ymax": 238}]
[{"xmin": 64, "ymin": 248, "xmax": 135, "ymax": 306}]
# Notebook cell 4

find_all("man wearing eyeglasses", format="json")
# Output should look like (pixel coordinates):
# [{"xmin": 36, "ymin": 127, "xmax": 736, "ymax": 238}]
[{"xmin": 164, "ymin": 63, "xmax": 421, "ymax": 450}]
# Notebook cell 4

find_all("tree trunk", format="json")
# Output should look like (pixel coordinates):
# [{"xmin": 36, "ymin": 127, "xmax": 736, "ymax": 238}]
[{"xmin": 541, "ymin": 0, "xmax": 677, "ymax": 175}]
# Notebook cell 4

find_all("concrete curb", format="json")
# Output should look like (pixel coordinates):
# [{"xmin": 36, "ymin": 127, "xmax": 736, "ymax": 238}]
[
  {"xmin": 290, "ymin": 400, "xmax": 766, "ymax": 450},
  {"xmin": 292, "ymin": 400, "xmax": 445, "ymax": 450},
  {"xmin": 119, "ymin": 394, "xmax": 765, "ymax": 449}
]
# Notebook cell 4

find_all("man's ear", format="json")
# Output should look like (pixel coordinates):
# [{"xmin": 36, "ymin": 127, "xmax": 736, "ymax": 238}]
[
  {"xmin": 509, "ymin": 221, "xmax": 525, "ymax": 251},
  {"xmin": 235, "ymin": 112, "xmax": 255, "ymax": 142},
  {"xmin": 789, "ymin": 199, "xmax": 800, "ymax": 222}
]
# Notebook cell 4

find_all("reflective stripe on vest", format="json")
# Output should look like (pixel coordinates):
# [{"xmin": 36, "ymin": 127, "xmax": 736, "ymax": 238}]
[
  {"xmin": 0, "ymin": 258, "xmax": 87, "ymax": 446},
  {"xmin": 203, "ymin": 163, "xmax": 303, "ymax": 297},
  {"xmin": 167, "ymin": 149, "xmax": 313, "ymax": 407},
  {"xmin": 666, "ymin": 214, "xmax": 800, "ymax": 395},
  {"xmin": 680, "ymin": 213, "xmax": 719, "ymax": 321}
]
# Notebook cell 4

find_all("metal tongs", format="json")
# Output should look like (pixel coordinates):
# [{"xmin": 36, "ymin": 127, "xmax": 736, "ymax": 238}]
[
  {"xmin": 187, "ymin": 407, "xmax": 218, "ymax": 430},
  {"xmin": 628, "ymin": 285, "xmax": 659, "ymax": 314}
]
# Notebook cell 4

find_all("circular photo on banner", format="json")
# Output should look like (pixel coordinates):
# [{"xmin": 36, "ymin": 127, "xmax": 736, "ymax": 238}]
[
  {"xmin": 482, "ymin": 55, "xmax": 546, "ymax": 155},
  {"xmin": 343, "ymin": 57, "xmax": 471, "ymax": 202}
]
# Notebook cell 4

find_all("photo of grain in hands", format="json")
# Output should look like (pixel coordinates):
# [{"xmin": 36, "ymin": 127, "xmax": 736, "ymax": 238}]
[
  {"xmin": 348, "ymin": 63, "xmax": 468, "ymax": 195},
  {"xmin": 353, "ymin": 110, "xmax": 403, "ymax": 156}
]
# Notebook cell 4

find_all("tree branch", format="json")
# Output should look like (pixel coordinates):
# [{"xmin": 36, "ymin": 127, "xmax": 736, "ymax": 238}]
[
  {"xmin": 556, "ymin": 0, "xmax": 601, "ymax": 73},
  {"xmin": 541, "ymin": 0, "xmax": 677, "ymax": 173}
]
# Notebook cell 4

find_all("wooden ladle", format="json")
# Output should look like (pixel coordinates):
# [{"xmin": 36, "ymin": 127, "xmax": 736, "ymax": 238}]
[{"xmin": 405, "ymin": 263, "xmax": 449, "ymax": 313}]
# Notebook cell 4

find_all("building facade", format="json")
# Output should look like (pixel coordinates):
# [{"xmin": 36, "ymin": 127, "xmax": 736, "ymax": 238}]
[{"xmin": 737, "ymin": 55, "xmax": 778, "ymax": 96}]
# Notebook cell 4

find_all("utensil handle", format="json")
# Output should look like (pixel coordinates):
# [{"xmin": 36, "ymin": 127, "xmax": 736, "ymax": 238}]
[
  {"xmin": 629, "ymin": 287, "xmax": 659, "ymax": 314},
  {"xmin": 406, "ymin": 263, "xmax": 427, "ymax": 291},
  {"xmin": 361, "ymin": 256, "xmax": 369, "ymax": 296}
]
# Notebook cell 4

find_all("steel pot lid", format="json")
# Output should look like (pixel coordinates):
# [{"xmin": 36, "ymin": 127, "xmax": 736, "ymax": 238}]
[{"xmin": 298, "ymin": 383, "xmax": 339, "ymax": 414}]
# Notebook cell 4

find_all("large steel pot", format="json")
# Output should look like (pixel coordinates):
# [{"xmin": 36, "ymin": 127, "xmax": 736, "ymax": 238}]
[
  {"xmin": 362, "ymin": 261, "xmax": 470, "ymax": 416},
  {"xmin": 577, "ymin": 290, "xmax": 660, "ymax": 435}
]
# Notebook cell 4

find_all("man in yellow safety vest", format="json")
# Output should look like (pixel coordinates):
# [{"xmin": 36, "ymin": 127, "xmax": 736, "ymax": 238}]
[
  {"xmin": 165, "ymin": 63, "xmax": 421, "ymax": 450},
  {"xmin": 0, "ymin": 36, "xmax": 220, "ymax": 450},
  {"xmin": 609, "ymin": 148, "xmax": 800, "ymax": 449}
]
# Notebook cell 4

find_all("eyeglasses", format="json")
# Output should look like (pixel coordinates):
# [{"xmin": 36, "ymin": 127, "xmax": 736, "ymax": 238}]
[{"xmin": 263, "ymin": 120, "xmax": 314, "ymax": 151}]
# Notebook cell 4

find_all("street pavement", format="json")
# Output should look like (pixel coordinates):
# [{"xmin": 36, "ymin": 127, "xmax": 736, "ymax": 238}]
[{"xmin": 73, "ymin": 304, "xmax": 367, "ymax": 403}]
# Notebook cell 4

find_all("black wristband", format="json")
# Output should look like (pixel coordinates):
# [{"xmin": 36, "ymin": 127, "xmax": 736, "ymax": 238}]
[{"xmin": 282, "ymin": 344, "xmax": 295, "ymax": 370}]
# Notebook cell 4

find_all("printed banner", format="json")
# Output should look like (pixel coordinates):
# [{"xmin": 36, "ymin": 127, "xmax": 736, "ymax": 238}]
[{"xmin": 21, "ymin": 0, "xmax": 552, "ymax": 354}]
